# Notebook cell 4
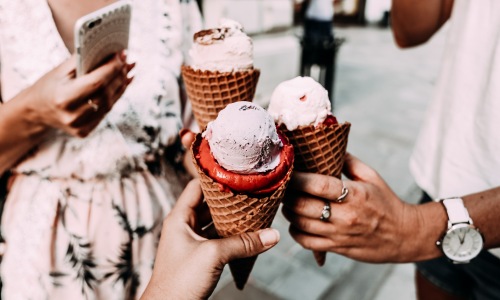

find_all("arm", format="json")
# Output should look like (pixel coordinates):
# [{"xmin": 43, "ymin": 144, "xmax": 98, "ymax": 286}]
[
  {"xmin": 391, "ymin": 0, "xmax": 454, "ymax": 48},
  {"xmin": 282, "ymin": 153, "xmax": 500, "ymax": 263},
  {"xmin": 0, "ymin": 53, "xmax": 133, "ymax": 175},
  {"xmin": 140, "ymin": 179, "xmax": 279, "ymax": 300}
]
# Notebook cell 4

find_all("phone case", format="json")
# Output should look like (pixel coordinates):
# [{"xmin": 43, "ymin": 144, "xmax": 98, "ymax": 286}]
[{"xmin": 74, "ymin": 0, "xmax": 132, "ymax": 76}]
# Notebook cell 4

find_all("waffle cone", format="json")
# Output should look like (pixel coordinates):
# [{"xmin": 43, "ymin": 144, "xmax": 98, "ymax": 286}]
[
  {"xmin": 181, "ymin": 65, "xmax": 260, "ymax": 130},
  {"xmin": 281, "ymin": 122, "xmax": 351, "ymax": 266},
  {"xmin": 191, "ymin": 133, "xmax": 293, "ymax": 289}
]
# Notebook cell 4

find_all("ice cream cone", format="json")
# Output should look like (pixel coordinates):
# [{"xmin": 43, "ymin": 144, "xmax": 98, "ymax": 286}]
[
  {"xmin": 280, "ymin": 122, "xmax": 351, "ymax": 266},
  {"xmin": 181, "ymin": 65, "xmax": 260, "ymax": 130},
  {"xmin": 191, "ymin": 133, "xmax": 293, "ymax": 289}
]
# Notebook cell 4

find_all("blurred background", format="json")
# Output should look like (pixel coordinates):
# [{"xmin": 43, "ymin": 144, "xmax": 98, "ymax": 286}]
[{"xmin": 193, "ymin": 0, "xmax": 448, "ymax": 299}]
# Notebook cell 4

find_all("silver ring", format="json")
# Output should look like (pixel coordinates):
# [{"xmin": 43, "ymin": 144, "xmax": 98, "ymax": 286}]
[
  {"xmin": 334, "ymin": 182, "xmax": 349, "ymax": 203},
  {"xmin": 87, "ymin": 99, "xmax": 99, "ymax": 112},
  {"xmin": 320, "ymin": 202, "xmax": 331, "ymax": 222}
]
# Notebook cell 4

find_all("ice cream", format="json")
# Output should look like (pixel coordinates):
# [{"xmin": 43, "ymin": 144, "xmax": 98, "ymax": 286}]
[
  {"xmin": 191, "ymin": 102, "xmax": 294, "ymax": 289},
  {"xmin": 268, "ymin": 76, "xmax": 333, "ymax": 130},
  {"xmin": 181, "ymin": 19, "xmax": 261, "ymax": 130},
  {"xmin": 203, "ymin": 102, "xmax": 281, "ymax": 174},
  {"xmin": 267, "ymin": 76, "xmax": 351, "ymax": 267},
  {"xmin": 196, "ymin": 102, "xmax": 293, "ymax": 194},
  {"xmin": 189, "ymin": 19, "xmax": 253, "ymax": 72}
]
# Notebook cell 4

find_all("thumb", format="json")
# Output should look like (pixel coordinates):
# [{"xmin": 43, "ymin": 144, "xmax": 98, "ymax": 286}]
[{"xmin": 215, "ymin": 228, "xmax": 280, "ymax": 263}]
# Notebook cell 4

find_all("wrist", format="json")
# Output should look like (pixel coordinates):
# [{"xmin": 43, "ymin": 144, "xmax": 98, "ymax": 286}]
[
  {"xmin": 17, "ymin": 88, "xmax": 50, "ymax": 136},
  {"xmin": 401, "ymin": 202, "xmax": 447, "ymax": 262}
]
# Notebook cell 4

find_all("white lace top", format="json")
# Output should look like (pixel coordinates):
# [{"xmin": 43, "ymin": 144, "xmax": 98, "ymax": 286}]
[{"xmin": 0, "ymin": 0, "xmax": 202, "ymax": 180}]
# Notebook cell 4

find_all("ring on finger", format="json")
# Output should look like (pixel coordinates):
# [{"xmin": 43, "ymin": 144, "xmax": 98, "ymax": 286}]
[
  {"xmin": 319, "ymin": 202, "xmax": 331, "ymax": 222},
  {"xmin": 87, "ymin": 99, "xmax": 99, "ymax": 112},
  {"xmin": 334, "ymin": 182, "xmax": 349, "ymax": 203}
]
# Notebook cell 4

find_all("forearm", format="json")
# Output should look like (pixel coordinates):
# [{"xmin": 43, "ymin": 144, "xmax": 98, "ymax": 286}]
[
  {"xmin": 403, "ymin": 187, "xmax": 500, "ymax": 262},
  {"xmin": 0, "ymin": 89, "xmax": 49, "ymax": 174},
  {"xmin": 391, "ymin": 0, "xmax": 454, "ymax": 48}
]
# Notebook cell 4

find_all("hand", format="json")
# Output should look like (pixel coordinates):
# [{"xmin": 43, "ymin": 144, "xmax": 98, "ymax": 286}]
[
  {"xmin": 25, "ymin": 52, "xmax": 134, "ymax": 137},
  {"xmin": 179, "ymin": 128, "xmax": 199, "ymax": 178},
  {"xmin": 282, "ymin": 153, "xmax": 421, "ymax": 263},
  {"xmin": 141, "ymin": 179, "xmax": 280, "ymax": 300}
]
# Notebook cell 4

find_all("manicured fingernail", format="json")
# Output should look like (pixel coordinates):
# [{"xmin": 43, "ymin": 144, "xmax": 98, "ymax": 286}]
[
  {"xmin": 127, "ymin": 62, "xmax": 136, "ymax": 71},
  {"xmin": 259, "ymin": 228, "xmax": 280, "ymax": 246},
  {"xmin": 179, "ymin": 128, "xmax": 189, "ymax": 139}
]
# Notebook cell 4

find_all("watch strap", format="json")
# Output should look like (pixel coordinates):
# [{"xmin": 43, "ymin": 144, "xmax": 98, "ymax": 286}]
[{"xmin": 441, "ymin": 197, "xmax": 471, "ymax": 225}]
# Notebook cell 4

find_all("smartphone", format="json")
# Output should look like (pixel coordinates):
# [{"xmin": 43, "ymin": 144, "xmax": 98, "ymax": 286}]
[{"xmin": 74, "ymin": 0, "xmax": 132, "ymax": 76}]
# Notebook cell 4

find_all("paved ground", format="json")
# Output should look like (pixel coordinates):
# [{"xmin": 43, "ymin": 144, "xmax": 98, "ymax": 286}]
[{"xmin": 211, "ymin": 24, "xmax": 448, "ymax": 300}]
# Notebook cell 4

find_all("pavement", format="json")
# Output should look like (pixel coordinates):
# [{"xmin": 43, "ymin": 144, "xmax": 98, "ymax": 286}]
[{"xmin": 210, "ymin": 24, "xmax": 448, "ymax": 300}]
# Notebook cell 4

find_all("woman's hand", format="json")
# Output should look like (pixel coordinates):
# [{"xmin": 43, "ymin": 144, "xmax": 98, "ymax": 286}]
[
  {"xmin": 282, "ymin": 153, "xmax": 435, "ymax": 263},
  {"xmin": 180, "ymin": 128, "xmax": 199, "ymax": 178},
  {"xmin": 26, "ymin": 52, "xmax": 134, "ymax": 137},
  {"xmin": 141, "ymin": 179, "xmax": 280, "ymax": 299}
]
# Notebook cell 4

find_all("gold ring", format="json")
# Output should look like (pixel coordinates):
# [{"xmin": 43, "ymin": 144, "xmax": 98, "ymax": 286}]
[{"xmin": 87, "ymin": 99, "xmax": 99, "ymax": 112}]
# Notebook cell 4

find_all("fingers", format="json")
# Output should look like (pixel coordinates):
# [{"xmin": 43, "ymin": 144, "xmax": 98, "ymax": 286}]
[
  {"xmin": 212, "ymin": 228, "xmax": 280, "ymax": 263},
  {"xmin": 179, "ymin": 129, "xmax": 196, "ymax": 149},
  {"xmin": 288, "ymin": 226, "xmax": 336, "ymax": 252},
  {"xmin": 70, "ymin": 53, "xmax": 129, "ymax": 104},
  {"xmin": 171, "ymin": 179, "xmax": 204, "ymax": 226},
  {"xmin": 282, "ymin": 191, "xmax": 330, "ymax": 219},
  {"xmin": 291, "ymin": 172, "xmax": 344, "ymax": 202},
  {"xmin": 282, "ymin": 206, "xmax": 333, "ymax": 237},
  {"xmin": 342, "ymin": 153, "xmax": 380, "ymax": 182}
]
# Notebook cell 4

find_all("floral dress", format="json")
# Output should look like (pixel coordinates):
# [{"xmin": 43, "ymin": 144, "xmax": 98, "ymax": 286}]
[{"xmin": 0, "ymin": 0, "xmax": 202, "ymax": 299}]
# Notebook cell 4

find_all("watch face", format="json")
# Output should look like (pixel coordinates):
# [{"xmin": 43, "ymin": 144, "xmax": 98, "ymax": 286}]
[{"xmin": 442, "ymin": 223, "xmax": 484, "ymax": 263}]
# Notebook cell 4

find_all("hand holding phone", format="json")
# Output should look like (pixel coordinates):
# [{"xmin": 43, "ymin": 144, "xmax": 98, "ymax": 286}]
[{"xmin": 74, "ymin": 1, "xmax": 132, "ymax": 76}]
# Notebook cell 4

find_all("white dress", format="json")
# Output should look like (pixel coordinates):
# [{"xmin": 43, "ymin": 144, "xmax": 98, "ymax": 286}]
[{"xmin": 0, "ymin": 0, "xmax": 202, "ymax": 299}]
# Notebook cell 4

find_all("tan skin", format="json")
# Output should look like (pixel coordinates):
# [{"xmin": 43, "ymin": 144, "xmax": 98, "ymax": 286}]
[
  {"xmin": 140, "ymin": 179, "xmax": 280, "ymax": 300},
  {"xmin": 283, "ymin": 154, "xmax": 500, "ymax": 299},
  {"xmin": 391, "ymin": 0, "xmax": 454, "ymax": 48},
  {"xmin": 0, "ymin": 0, "xmax": 198, "ymax": 178}
]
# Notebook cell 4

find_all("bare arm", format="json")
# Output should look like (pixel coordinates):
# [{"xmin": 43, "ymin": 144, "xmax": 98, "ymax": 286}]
[
  {"xmin": 0, "ymin": 90, "xmax": 49, "ymax": 175},
  {"xmin": 391, "ymin": 0, "xmax": 454, "ymax": 48}
]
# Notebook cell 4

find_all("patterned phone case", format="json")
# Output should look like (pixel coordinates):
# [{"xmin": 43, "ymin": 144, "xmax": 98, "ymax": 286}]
[{"xmin": 74, "ymin": 1, "xmax": 131, "ymax": 76}]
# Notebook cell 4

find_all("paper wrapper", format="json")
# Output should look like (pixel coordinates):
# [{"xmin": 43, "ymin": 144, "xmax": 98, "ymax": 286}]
[
  {"xmin": 191, "ymin": 133, "xmax": 293, "ymax": 289},
  {"xmin": 181, "ymin": 65, "xmax": 260, "ymax": 130},
  {"xmin": 281, "ymin": 122, "xmax": 351, "ymax": 266}
]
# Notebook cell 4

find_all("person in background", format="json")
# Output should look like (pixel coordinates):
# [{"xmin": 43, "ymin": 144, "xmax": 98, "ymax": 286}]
[
  {"xmin": 283, "ymin": 1, "xmax": 500, "ymax": 299},
  {"xmin": 0, "ymin": 0, "xmax": 202, "ymax": 298},
  {"xmin": 140, "ymin": 179, "xmax": 280, "ymax": 300},
  {"xmin": 300, "ymin": 0, "xmax": 337, "ymax": 99}
]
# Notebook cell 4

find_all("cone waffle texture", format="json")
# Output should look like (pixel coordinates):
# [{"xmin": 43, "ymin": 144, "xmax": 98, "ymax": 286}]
[
  {"xmin": 281, "ymin": 122, "xmax": 351, "ymax": 177},
  {"xmin": 181, "ymin": 65, "xmax": 260, "ymax": 130},
  {"xmin": 281, "ymin": 122, "xmax": 351, "ymax": 266},
  {"xmin": 191, "ymin": 133, "xmax": 293, "ymax": 288}
]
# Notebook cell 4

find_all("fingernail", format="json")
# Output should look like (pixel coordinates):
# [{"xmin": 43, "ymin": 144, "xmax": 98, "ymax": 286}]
[
  {"xmin": 127, "ymin": 62, "xmax": 136, "ymax": 71},
  {"xmin": 259, "ymin": 228, "xmax": 280, "ymax": 246},
  {"xmin": 126, "ymin": 76, "xmax": 134, "ymax": 85},
  {"xmin": 119, "ymin": 50, "xmax": 127, "ymax": 62},
  {"xmin": 179, "ymin": 128, "xmax": 189, "ymax": 139}
]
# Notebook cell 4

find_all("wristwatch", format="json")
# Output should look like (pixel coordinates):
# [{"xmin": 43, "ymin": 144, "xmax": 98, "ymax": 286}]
[{"xmin": 436, "ymin": 197, "xmax": 484, "ymax": 263}]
